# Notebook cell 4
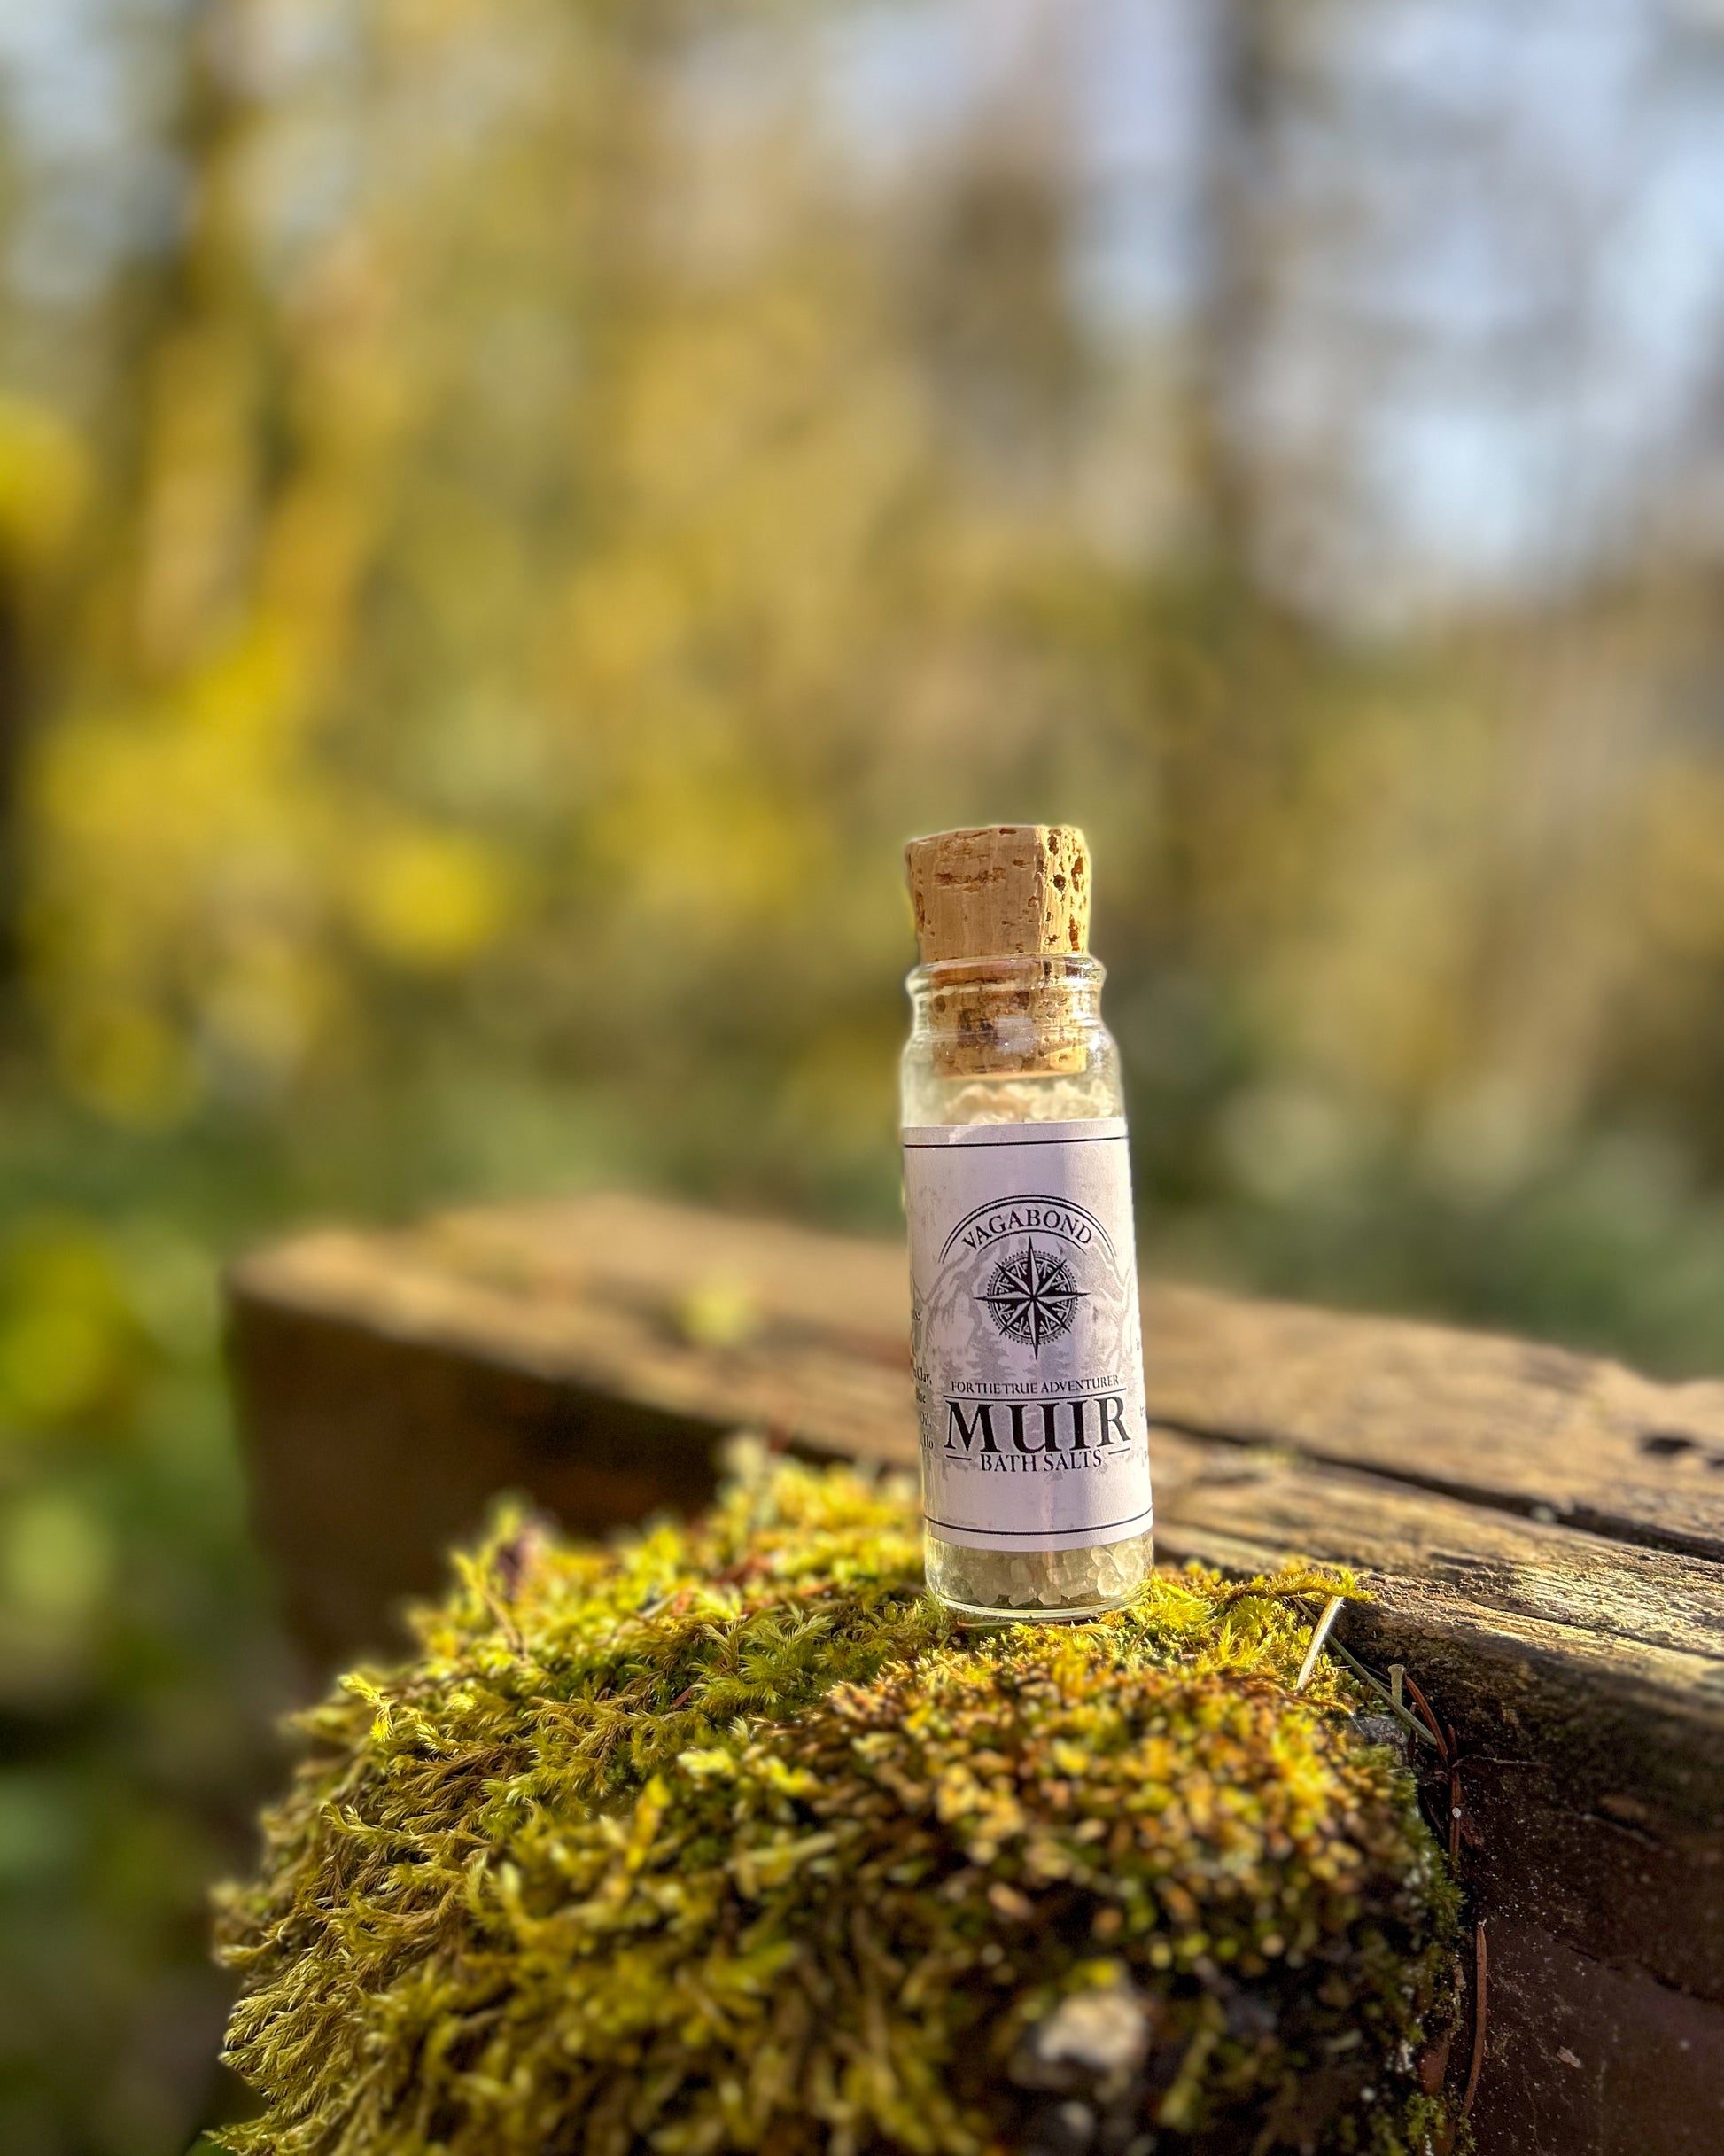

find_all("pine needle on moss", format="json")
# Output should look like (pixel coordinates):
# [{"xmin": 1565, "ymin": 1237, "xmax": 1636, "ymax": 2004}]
[{"xmin": 212, "ymin": 1459, "xmax": 1460, "ymax": 2156}]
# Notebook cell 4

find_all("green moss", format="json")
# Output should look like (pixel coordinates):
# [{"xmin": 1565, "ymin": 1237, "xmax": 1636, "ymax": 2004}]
[{"xmin": 213, "ymin": 1460, "xmax": 1459, "ymax": 2156}]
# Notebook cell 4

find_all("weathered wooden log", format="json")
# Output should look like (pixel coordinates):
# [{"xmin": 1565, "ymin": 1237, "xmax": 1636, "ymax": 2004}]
[{"xmin": 225, "ymin": 1190, "xmax": 1724, "ymax": 2156}]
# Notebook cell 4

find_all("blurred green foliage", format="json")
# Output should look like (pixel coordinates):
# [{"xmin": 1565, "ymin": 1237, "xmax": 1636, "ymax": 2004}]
[
  {"xmin": 4, "ymin": 1, "xmax": 1724, "ymax": 2151},
  {"xmin": 0, "ymin": 1120, "xmax": 286, "ymax": 2155}
]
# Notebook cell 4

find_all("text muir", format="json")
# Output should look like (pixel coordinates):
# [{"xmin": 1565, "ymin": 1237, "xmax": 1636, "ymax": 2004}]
[{"xmin": 944, "ymin": 1394, "xmax": 1130, "ymax": 1455}]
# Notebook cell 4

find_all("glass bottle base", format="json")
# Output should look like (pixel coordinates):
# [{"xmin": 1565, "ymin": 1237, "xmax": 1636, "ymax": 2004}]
[{"xmin": 926, "ymin": 1529, "xmax": 1153, "ymax": 1622}]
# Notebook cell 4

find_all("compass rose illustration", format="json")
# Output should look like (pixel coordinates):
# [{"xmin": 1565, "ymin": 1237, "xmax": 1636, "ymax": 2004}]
[{"xmin": 979, "ymin": 1237, "xmax": 1086, "ymax": 1355}]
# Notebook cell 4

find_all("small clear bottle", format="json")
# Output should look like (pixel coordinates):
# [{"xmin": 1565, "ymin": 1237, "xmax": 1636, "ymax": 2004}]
[{"xmin": 900, "ymin": 825, "xmax": 1154, "ymax": 1619}]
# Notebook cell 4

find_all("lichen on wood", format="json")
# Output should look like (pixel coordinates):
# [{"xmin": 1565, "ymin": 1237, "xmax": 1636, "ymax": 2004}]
[{"xmin": 212, "ymin": 1458, "xmax": 1459, "ymax": 2156}]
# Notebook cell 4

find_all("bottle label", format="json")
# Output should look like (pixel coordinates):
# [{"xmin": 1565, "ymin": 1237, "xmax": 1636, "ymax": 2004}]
[{"xmin": 901, "ymin": 1118, "xmax": 1153, "ymax": 1553}]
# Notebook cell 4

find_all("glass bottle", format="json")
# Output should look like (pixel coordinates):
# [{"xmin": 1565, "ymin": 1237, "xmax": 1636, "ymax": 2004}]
[{"xmin": 900, "ymin": 825, "xmax": 1154, "ymax": 1619}]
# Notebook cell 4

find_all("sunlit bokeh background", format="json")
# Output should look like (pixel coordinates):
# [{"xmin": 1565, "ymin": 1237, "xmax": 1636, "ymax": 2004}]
[{"xmin": 6, "ymin": 1, "xmax": 1724, "ymax": 2148}]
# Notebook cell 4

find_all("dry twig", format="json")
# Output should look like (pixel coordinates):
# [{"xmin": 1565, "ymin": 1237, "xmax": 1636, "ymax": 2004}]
[{"xmin": 1462, "ymin": 1921, "xmax": 1489, "ymax": 2120}]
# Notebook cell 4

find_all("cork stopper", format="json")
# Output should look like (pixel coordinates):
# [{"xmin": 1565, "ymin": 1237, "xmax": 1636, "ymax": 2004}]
[
  {"xmin": 903, "ymin": 825, "xmax": 1096, "ymax": 1078},
  {"xmin": 904, "ymin": 825, "xmax": 1091, "ymax": 964}
]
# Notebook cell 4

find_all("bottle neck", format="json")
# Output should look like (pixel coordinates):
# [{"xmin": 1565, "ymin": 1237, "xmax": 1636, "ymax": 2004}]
[{"xmin": 905, "ymin": 953, "xmax": 1107, "ymax": 1081}]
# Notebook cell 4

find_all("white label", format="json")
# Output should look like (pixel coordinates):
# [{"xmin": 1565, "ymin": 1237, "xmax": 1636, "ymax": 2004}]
[{"xmin": 902, "ymin": 1118, "xmax": 1153, "ymax": 1553}]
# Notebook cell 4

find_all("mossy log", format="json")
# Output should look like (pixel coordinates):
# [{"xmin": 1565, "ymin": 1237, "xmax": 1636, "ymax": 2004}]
[
  {"xmin": 227, "ymin": 1193, "xmax": 1724, "ymax": 2156},
  {"xmin": 214, "ymin": 1465, "xmax": 1457, "ymax": 2156}
]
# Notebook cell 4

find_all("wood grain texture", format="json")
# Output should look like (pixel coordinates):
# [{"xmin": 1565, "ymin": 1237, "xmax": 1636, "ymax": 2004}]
[
  {"xmin": 1468, "ymin": 1918, "xmax": 1724, "ymax": 2156},
  {"xmin": 1151, "ymin": 1450, "xmax": 1724, "ymax": 1998},
  {"xmin": 224, "ymin": 1189, "xmax": 1724, "ymax": 2156},
  {"xmin": 1143, "ymin": 1281, "xmax": 1724, "ymax": 1560}
]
